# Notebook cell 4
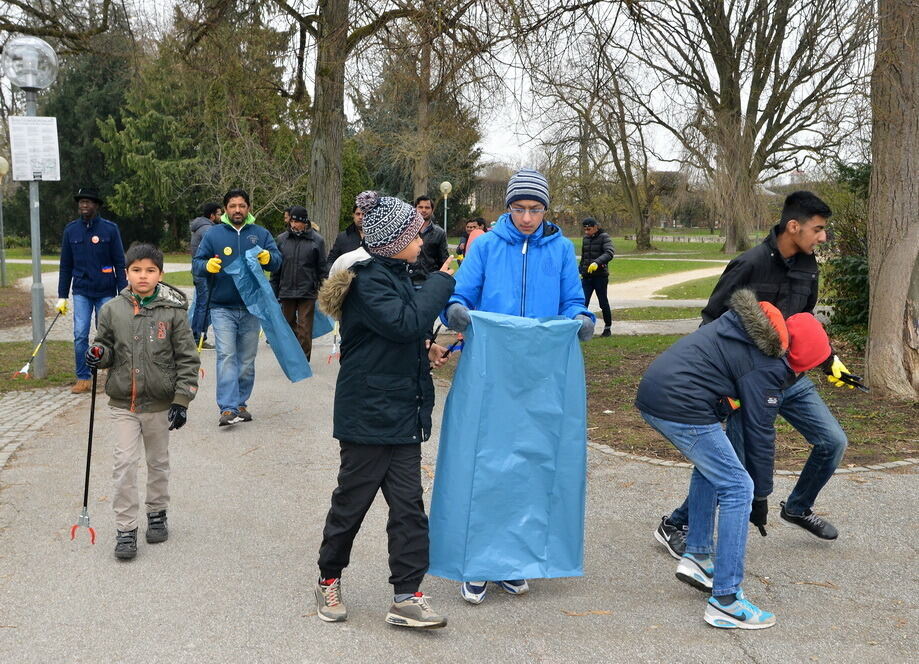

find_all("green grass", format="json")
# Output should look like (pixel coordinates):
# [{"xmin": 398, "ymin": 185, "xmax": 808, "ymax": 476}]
[
  {"xmin": 3, "ymin": 262, "xmax": 59, "ymax": 282},
  {"xmin": 613, "ymin": 306, "xmax": 701, "ymax": 321},
  {"xmin": 581, "ymin": 334, "xmax": 681, "ymax": 372},
  {"xmin": 0, "ymin": 341, "xmax": 76, "ymax": 392},
  {"xmin": 654, "ymin": 275, "xmax": 721, "ymax": 300},
  {"xmin": 609, "ymin": 259, "xmax": 724, "ymax": 283},
  {"xmin": 161, "ymin": 270, "xmax": 195, "ymax": 287},
  {"xmin": 2, "ymin": 248, "xmax": 58, "ymax": 260}
]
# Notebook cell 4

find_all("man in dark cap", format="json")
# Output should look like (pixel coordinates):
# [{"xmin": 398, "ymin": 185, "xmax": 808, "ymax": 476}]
[
  {"xmin": 57, "ymin": 187, "xmax": 128, "ymax": 393},
  {"xmin": 270, "ymin": 205, "xmax": 327, "ymax": 361},
  {"xmin": 579, "ymin": 217, "xmax": 615, "ymax": 337}
]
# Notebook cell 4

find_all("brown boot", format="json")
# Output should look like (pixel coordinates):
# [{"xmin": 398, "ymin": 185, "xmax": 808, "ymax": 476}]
[{"xmin": 70, "ymin": 379, "xmax": 92, "ymax": 394}]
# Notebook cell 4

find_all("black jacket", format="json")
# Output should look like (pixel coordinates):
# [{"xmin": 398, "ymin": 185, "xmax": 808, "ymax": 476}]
[
  {"xmin": 270, "ymin": 229, "xmax": 327, "ymax": 299},
  {"xmin": 326, "ymin": 223, "xmax": 363, "ymax": 271},
  {"xmin": 636, "ymin": 290, "xmax": 793, "ymax": 498},
  {"xmin": 579, "ymin": 230, "xmax": 615, "ymax": 276},
  {"xmin": 410, "ymin": 223, "xmax": 450, "ymax": 283},
  {"xmin": 701, "ymin": 225, "xmax": 818, "ymax": 324},
  {"xmin": 323, "ymin": 255, "xmax": 455, "ymax": 445}
]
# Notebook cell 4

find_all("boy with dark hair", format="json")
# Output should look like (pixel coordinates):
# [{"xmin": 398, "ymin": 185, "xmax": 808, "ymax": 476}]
[
  {"xmin": 410, "ymin": 195, "xmax": 449, "ymax": 284},
  {"xmin": 579, "ymin": 217, "xmax": 615, "ymax": 337},
  {"xmin": 655, "ymin": 190, "xmax": 853, "ymax": 559},
  {"xmin": 87, "ymin": 243, "xmax": 200, "ymax": 560},
  {"xmin": 314, "ymin": 190, "xmax": 454, "ymax": 629},
  {"xmin": 326, "ymin": 205, "xmax": 365, "ymax": 269},
  {"xmin": 637, "ymin": 289, "xmax": 832, "ymax": 629}
]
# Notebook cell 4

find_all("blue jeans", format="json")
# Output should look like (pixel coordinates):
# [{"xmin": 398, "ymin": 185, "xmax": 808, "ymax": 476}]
[
  {"xmin": 191, "ymin": 275, "xmax": 211, "ymax": 341},
  {"xmin": 210, "ymin": 307, "xmax": 260, "ymax": 414},
  {"xmin": 669, "ymin": 376, "xmax": 847, "ymax": 524},
  {"xmin": 642, "ymin": 412, "xmax": 752, "ymax": 596},
  {"xmin": 73, "ymin": 294, "xmax": 113, "ymax": 379}
]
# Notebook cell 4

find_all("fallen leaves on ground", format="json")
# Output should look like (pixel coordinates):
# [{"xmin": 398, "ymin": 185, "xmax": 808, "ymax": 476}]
[{"xmin": 561, "ymin": 609, "xmax": 612, "ymax": 616}]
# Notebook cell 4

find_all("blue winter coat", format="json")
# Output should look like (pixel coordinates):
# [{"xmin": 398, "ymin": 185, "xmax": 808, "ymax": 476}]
[
  {"xmin": 57, "ymin": 216, "xmax": 128, "ymax": 299},
  {"xmin": 192, "ymin": 215, "xmax": 282, "ymax": 308},
  {"xmin": 635, "ymin": 290, "xmax": 794, "ymax": 498},
  {"xmin": 443, "ymin": 214, "xmax": 593, "ymax": 322}
]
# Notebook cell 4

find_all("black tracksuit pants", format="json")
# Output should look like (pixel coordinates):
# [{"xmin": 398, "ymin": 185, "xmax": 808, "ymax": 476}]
[
  {"xmin": 318, "ymin": 441, "xmax": 428, "ymax": 594},
  {"xmin": 582, "ymin": 274, "xmax": 612, "ymax": 327}
]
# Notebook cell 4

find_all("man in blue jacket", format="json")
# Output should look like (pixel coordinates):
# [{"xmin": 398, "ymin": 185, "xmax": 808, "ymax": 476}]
[
  {"xmin": 56, "ymin": 187, "xmax": 128, "ymax": 393},
  {"xmin": 193, "ymin": 189, "xmax": 282, "ymax": 426},
  {"xmin": 442, "ymin": 168, "xmax": 595, "ymax": 605}
]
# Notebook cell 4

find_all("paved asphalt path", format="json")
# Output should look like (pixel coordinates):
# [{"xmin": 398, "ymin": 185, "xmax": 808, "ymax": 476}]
[{"xmin": 0, "ymin": 335, "xmax": 916, "ymax": 663}]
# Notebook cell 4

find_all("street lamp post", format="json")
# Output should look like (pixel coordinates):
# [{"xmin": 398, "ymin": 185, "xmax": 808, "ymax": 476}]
[
  {"xmin": 0, "ymin": 156, "xmax": 8, "ymax": 287},
  {"xmin": 439, "ymin": 180, "xmax": 452, "ymax": 235},
  {"xmin": 2, "ymin": 36, "xmax": 59, "ymax": 379}
]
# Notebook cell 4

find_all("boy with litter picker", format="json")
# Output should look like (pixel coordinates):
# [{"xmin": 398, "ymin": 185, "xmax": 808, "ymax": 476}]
[
  {"xmin": 314, "ymin": 191, "xmax": 455, "ymax": 628},
  {"xmin": 86, "ymin": 243, "xmax": 200, "ymax": 560},
  {"xmin": 635, "ymin": 288, "xmax": 832, "ymax": 629}
]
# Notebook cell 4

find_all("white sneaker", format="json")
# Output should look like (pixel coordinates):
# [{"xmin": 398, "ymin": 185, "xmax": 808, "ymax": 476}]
[
  {"xmin": 460, "ymin": 581, "xmax": 488, "ymax": 604},
  {"xmin": 496, "ymin": 579, "xmax": 529, "ymax": 595}
]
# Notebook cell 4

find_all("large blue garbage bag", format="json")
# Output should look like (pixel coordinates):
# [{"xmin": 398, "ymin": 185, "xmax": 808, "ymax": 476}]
[
  {"xmin": 428, "ymin": 311, "xmax": 587, "ymax": 581},
  {"xmin": 224, "ymin": 246, "xmax": 312, "ymax": 382},
  {"xmin": 313, "ymin": 308, "xmax": 335, "ymax": 338}
]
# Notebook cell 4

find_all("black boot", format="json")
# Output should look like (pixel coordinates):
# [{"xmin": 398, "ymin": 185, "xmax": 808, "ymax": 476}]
[
  {"xmin": 115, "ymin": 528, "xmax": 138, "ymax": 560},
  {"xmin": 601, "ymin": 326, "xmax": 612, "ymax": 337},
  {"xmin": 146, "ymin": 510, "xmax": 169, "ymax": 543}
]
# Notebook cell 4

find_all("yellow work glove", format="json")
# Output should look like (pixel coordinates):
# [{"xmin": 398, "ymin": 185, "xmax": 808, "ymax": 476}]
[
  {"xmin": 257, "ymin": 249, "xmax": 271, "ymax": 265},
  {"xmin": 206, "ymin": 257, "xmax": 223, "ymax": 274},
  {"xmin": 55, "ymin": 298, "xmax": 69, "ymax": 315},
  {"xmin": 825, "ymin": 355, "xmax": 854, "ymax": 389},
  {"xmin": 587, "ymin": 262, "xmax": 599, "ymax": 274}
]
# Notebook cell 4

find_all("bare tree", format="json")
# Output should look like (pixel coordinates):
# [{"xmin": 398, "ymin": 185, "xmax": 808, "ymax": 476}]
[
  {"xmin": 622, "ymin": 0, "xmax": 874, "ymax": 252},
  {"xmin": 865, "ymin": 0, "xmax": 919, "ymax": 399},
  {"xmin": 0, "ymin": 0, "xmax": 112, "ymax": 46}
]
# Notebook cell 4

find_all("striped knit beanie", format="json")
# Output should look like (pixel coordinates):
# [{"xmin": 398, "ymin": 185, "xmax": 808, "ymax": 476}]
[
  {"xmin": 505, "ymin": 168, "xmax": 550, "ymax": 209},
  {"xmin": 356, "ymin": 190, "xmax": 424, "ymax": 258}
]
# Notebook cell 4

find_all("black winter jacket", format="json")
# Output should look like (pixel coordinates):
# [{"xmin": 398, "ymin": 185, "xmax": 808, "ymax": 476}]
[
  {"xmin": 271, "ymin": 229, "xmax": 327, "ymax": 299},
  {"xmin": 579, "ymin": 230, "xmax": 615, "ymax": 276},
  {"xmin": 635, "ymin": 289, "xmax": 794, "ymax": 498},
  {"xmin": 410, "ymin": 223, "xmax": 450, "ymax": 283},
  {"xmin": 189, "ymin": 216, "xmax": 214, "ymax": 258},
  {"xmin": 701, "ymin": 225, "xmax": 819, "ymax": 324},
  {"xmin": 326, "ymin": 223, "xmax": 363, "ymax": 270},
  {"xmin": 323, "ymin": 255, "xmax": 455, "ymax": 445}
]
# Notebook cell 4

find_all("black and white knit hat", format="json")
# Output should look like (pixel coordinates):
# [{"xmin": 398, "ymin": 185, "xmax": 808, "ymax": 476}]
[
  {"xmin": 356, "ymin": 190, "xmax": 424, "ymax": 257},
  {"xmin": 505, "ymin": 168, "xmax": 550, "ymax": 209}
]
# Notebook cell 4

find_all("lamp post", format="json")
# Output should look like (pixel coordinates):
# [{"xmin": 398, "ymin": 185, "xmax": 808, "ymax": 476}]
[
  {"xmin": 439, "ymin": 180, "xmax": 452, "ymax": 234},
  {"xmin": 0, "ymin": 156, "xmax": 8, "ymax": 287},
  {"xmin": 2, "ymin": 36, "xmax": 59, "ymax": 379}
]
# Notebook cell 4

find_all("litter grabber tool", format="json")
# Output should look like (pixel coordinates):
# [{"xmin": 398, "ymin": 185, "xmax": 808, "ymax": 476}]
[
  {"xmin": 838, "ymin": 371, "xmax": 870, "ymax": 393},
  {"xmin": 12, "ymin": 311, "xmax": 62, "ymax": 378},
  {"xmin": 70, "ymin": 367, "xmax": 99, "ymax": 544},
  {"xmin": 327, "ymin": 321, "xmax": 340, "ymax": 364}
]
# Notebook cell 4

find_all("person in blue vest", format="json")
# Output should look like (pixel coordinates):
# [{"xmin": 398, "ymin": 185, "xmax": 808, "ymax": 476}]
[
  {"xmin": 56, "ymin": 187, "xmax": 128, "ymax": 394},
  {"xmin": 192, "ymin": 188, "xmax": 282, "ymax": 427}
]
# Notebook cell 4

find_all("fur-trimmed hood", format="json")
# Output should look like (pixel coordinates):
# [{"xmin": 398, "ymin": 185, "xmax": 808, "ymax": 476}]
[
  {"xmin": 727, "ymin": 288, "xmax": 786, "ymax": 358},
  {"xmin": 318, "ymin": 269, "xmax": 355, "ymax": 320}
]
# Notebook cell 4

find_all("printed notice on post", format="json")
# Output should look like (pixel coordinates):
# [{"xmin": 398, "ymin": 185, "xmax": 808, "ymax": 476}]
[{"xmin": 8, "ymin": 116, "xmax": 60, "ymax": 181}]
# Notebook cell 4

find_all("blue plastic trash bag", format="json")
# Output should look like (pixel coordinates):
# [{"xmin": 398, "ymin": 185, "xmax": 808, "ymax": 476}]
[
  {"xmin": 224, "ymin": 246, "xmax": 312, "ymax": 382},
  {"xmin": 428, "ymin": 311, "xmax": 587, "ymax": 581},
  {"xmin": 313, "ymin": 308, "xmax": 335, "ymax": 339}
]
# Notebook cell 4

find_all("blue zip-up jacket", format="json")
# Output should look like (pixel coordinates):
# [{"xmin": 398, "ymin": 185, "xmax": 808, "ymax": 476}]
[
  {"xmin": 443, "ymin": 213, "xmax": 593, "ymax": 322},
  {"xmin": 635, "ymin": 290, "xmax": 793, "ymax": 498},
  {"xmin": 58, "ymin": 216, "xmax": 128, "ymax": 299},
  {"xmin": 192, "ymin": 214, "xmax": 282, "ymax": 308}
]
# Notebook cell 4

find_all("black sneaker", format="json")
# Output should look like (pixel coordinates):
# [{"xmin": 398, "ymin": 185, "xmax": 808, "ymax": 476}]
[
  {"xmin": 237, "ymin": 407, "xmax": 253, "ymax": 422},
  {"xmin": 114, "ymin": 528, "xmax": 137, "ymax": 560},
  {"xmin": 780, "ymin": 501, "xmax": 838, "ymax": 540},
  {"xmin": 654, "ymin": 515, "xmax": 687, "ymax": 559},
  {"xmin": 601, "ymin": 326, "xmax": 611, "ymax": 337},
  {"xmin": 219, "ymin": 410, "xmax": 243, "ymax": 426},
  {"xmin": 146, "ymin": 510, "xmax": 168, "ymax": 543}
]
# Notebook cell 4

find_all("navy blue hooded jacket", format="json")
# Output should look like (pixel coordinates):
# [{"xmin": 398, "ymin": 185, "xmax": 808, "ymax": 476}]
[
  {"xmin": 58, "ymin": 216, "xmax": 128, "ymax": 299},
  {"xmin": 192, "ymin": 215, "xmax": 281, "ymax": 308},
  {"xmin": 635, "ymin": 289, "xmax": 794, "ymax": 497}
]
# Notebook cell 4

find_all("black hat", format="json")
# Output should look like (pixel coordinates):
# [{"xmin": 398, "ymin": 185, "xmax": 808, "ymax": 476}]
[
  {"xmin": 582, "ymin": 217, "xmax": 597, "ymax": 227},
  {"xmin": 74, "ymin": 187, "xmax": 103, "ymax": 205},
  {"xmin": 289, "ymin": 205, "xmax": 309, "ymax": 222}
]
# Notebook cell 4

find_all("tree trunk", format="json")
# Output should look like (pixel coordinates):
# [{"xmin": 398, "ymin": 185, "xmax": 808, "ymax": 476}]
[
  {"xmin": 635, "ymin": 214, "xmax": 652, "ymax": 251},
  {"xmin": 308, "ymin": 0, "xmax": 349, "ymax": 243},
  {"xmin": 412, "ymin": 40, "xmax": 432, "ymax": 200},
  {"xmin": 865, "ymin": 0, "xmax": 919, "ymax": 399}
]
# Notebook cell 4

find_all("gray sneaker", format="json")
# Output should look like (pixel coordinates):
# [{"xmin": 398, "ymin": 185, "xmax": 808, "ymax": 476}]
[
  {"xmin": 315, "ymin": 578, "xmax": 347, "ymax": 622},
  {"xmin": 385, "ymin": 593, "xmax": 447, "ymax": 629}
]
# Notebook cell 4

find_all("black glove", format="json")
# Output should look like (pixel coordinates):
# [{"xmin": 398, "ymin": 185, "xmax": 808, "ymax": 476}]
[
  {"xmin": 750, "ymin": 497, "xmax": 768, "ymax": 536},
  {"xmin": 85, "ymin": 345, "xmax": 104, "ymax": 368},
  {"xmin": 167, "ymin": 404, "xmax": 187, "ymax": 431}
]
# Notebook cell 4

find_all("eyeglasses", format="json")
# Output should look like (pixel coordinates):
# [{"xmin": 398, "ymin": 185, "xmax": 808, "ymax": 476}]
[{"xmin": 509, "ymin": 207, "xmax": 547, "ymax": 216}]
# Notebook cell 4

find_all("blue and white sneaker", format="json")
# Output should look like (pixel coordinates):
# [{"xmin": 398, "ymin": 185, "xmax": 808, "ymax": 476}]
[
  {"xmin": 496, "ymin": 579, "xmax": 529, "ymax": 595},
  {"xmin": 460, "ymin": 581, "xmax": 488, "ymax": 604},
  {"xmin": 704, "ymin": 589, "xmax": 776, "ymax": 630},
  {"xmin": 675, "ymin": 553, "xmax": 714, "ymax": 592}
]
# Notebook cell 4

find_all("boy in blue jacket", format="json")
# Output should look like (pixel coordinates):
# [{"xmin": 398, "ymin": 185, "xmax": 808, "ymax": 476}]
[
  {"xmin": 442, "ymin": 168, "xmax": 595, "ymax": 604},
  {"xmin": 192, "ymin": 188, "xmax": 281, "ymax": 426},
  {"xmin": 635, "ymin": 289, "xmax": 831, "ymax": 629}
]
